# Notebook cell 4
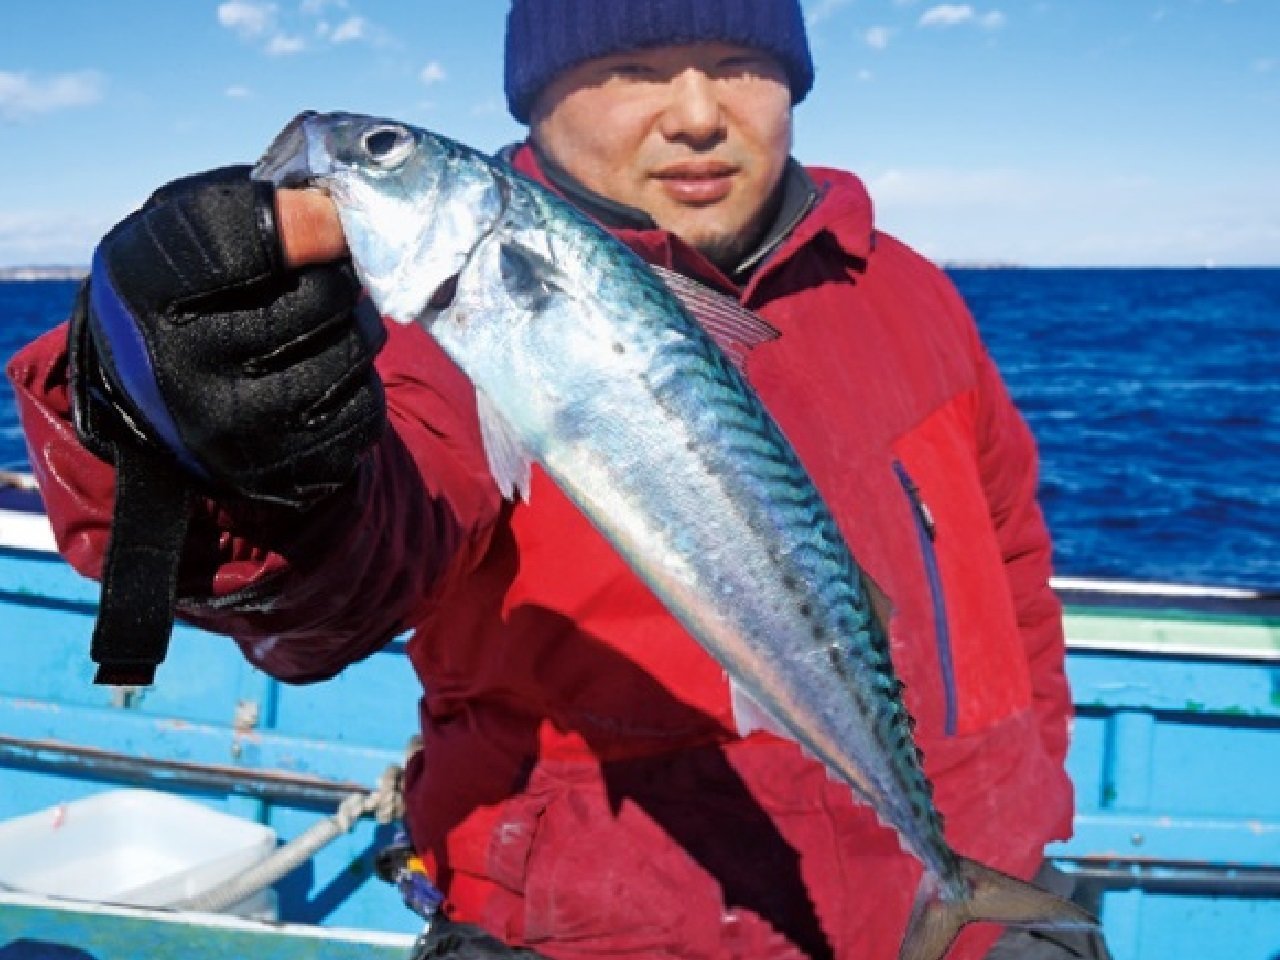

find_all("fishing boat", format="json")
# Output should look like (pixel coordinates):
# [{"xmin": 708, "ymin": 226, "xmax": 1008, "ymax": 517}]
[{"xmin": 1, "ymin": 473, "xmax": 1276, "ymax": 960}]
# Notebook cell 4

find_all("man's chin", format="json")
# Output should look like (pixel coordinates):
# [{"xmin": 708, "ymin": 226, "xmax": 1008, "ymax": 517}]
[
  {"xmin": 651, "ymin": 205, "xmax": 765, "ymax": 273},
  {"xmin": 687, "ymin": 230, "xmax": 756, "ymax": 273}
]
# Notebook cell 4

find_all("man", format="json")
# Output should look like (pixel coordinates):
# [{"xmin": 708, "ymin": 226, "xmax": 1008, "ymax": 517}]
[{"xmin": 7, "ymin": 1, "xmax": 1101, "ymax": 957}]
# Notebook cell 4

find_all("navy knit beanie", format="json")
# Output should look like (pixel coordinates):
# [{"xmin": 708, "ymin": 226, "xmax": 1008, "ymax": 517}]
[{"xmin": 504, "ymin": 0, "xmax": 815, "ymax": 123}]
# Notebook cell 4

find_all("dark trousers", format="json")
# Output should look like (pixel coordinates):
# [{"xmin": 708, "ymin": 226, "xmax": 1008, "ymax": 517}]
[{"xmin": 411, "ymin": 863, "xmax": 1111, "ymax": 960}]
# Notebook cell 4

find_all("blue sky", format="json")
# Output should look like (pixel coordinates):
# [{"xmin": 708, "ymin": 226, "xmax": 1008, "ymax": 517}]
[{"xmin": 1, "ymin": 0, "xmax": 1276, "ymax": 267}]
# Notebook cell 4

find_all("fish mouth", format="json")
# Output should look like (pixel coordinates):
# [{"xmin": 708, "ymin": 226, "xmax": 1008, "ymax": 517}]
[
  {"xmin": 253, "ymin": 111, "xmax": 323, "ymax": 188},
  {"xmin": 251, "ymin": 110, "xmax": 489, "ymax": 323}
]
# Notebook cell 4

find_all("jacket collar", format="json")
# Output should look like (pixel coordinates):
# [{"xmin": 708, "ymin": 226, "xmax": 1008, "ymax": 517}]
[{"xmin": 501, "ymin": 142, "xmax": 876, "ymax": 296}]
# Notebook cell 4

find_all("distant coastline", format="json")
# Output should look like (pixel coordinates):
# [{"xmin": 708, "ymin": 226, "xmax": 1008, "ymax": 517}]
[
  {"xmin": 0, "ymin": 263, "xmax": 1274, "ymax": 282},
  {"xmin": 0, "ymin": 266, "xmax": 87, "ymax": 281},
  {"xmin": 938, "ymin": 261, "xmax": 1025, "ymax": 270}
]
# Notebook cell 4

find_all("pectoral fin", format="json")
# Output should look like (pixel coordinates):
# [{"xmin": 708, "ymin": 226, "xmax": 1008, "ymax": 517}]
[{"xmin": 475, "ymin": 388, "xmax": 533, "ymax": 502}]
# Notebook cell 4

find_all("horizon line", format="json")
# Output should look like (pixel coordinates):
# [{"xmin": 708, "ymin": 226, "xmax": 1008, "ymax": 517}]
[{"xmin": 3, "ymin": 262, "xmax": 1280, "ymax": 279}]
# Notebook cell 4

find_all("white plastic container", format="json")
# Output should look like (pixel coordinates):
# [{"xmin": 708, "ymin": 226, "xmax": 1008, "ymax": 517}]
[{"xmin": 0, "ymin": 788, "xmax": 277, "ymax": 916}]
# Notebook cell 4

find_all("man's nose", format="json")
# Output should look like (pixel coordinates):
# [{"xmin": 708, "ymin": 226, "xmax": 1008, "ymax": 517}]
[{"xmin": 658, "ymin": 69, "xmax": 725, "ymax": 145}]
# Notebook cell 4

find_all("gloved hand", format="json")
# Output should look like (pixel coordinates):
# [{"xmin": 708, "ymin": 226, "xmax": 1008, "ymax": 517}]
[
  {"xmin": 409, "ymin": 916, "xmax": 554, "ymax": 959},
  {"xmin": 70, "ymin": 164, "xmax": 386, "ymax": 507}
]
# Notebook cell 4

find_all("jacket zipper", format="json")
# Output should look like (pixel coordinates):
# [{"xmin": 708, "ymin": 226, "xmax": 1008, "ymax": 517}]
[{"xmin": 892, "ymin": 461, "xmax": 958, "ymax": 736}]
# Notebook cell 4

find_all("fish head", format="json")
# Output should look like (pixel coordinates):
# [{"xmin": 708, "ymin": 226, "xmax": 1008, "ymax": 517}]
[{"xmin": 253, "ymin": 111, "xmax": 505, "ymax": 324}]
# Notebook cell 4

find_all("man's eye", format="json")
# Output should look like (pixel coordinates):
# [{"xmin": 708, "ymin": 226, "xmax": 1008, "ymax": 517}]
[
  {"xmin": 717, "ymin": 55, "xmax": 781, "ymax": 80},
  {"xmin": 610, "ymin": 64, "xmax": 656, "ymax": 78}
]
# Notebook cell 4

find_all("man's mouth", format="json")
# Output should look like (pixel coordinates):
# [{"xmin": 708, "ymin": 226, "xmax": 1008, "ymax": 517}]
[{"xmin": 653, "ymin": 162, "xmax": 737, "ymax": 206}]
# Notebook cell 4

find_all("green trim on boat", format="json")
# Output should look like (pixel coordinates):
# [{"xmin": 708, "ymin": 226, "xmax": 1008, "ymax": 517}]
[
  {"xmin": 0, "ymin": 891, "xmax": 417, "ymax": 960},
  {"xmin": 1063, "ymin": 607, "xmax": 1280, "ymax": 661}
]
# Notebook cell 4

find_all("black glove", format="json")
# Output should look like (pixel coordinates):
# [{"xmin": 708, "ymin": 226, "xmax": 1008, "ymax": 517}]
[
  {"xmin": 72, "ymin": 164, "xmax": 386, "ymax": 507},
  {"xmin": 409, "ymin": 917, "xmax": 553, "ymax": 960},
  {"xmin": 68, "ymin": 165, "xmax": 386, "ymax": 686}
]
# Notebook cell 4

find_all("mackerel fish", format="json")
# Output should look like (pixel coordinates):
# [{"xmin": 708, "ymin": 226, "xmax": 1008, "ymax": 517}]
[{"xmin": 254, "ymin": 111, "xmax": 1096, "ymax": 960}]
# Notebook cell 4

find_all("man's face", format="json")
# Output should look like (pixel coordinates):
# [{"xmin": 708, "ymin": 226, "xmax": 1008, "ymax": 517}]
[{"xmin": 531, "ymin": 42, "xmax": 793, "ymax": 271}]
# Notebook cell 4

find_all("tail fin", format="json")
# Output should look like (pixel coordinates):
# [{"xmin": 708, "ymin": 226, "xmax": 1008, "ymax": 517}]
[{"xmin": 899, "ymin": 856, "xmax": 1098, "ymax": 960}]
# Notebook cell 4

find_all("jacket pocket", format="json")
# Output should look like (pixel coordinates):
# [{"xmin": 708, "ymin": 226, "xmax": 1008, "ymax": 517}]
[
  {"xmin": 893, "ymin": 460, "xmax": 958, "ymax": 736},
  {"xmin": 889, "ymin": 396, "xmax": 1033, "ymax": 737}
]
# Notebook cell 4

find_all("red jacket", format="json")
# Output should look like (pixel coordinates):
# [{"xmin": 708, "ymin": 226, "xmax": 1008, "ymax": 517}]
[{"xmin": 9, "ymin": 146, "xmax": 1072, "ymax": 960}]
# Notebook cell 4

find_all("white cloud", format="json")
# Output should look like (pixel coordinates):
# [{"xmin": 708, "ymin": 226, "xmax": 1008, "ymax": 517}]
[
  {"xmin": 315, "ymin": 11, "xmax": 392, "ymax": 47},
  {"xmin": 804, "ymin": 0, "xmax": 856, "ymax": 29},
  {"xmin": 869, "ymin": 167, "xmax": 1043, "ymax": 209},
  {"xmin": 224, "ymin": 84, "xmax": 253, "ymax": 98},
  {"xmin": 0, "ymin": 210, "xmax": 114, "ymax": 266},
  {"xmin": 919, "ymin": 5, "xmax": 1005, "ymax": 29},
  {"xmin": 419, "ymin": 61, "xmax": 447, "ymax": 85},
  {"xmin": 470, "ymin": 96, "xmax": 505, "ymax": 117},
  {"xmin": 0, "ymin": 70, "xmax": 105, "ymax": 121},
  {"xmin": 863, "ymin": 168, "xmax": 1280, "ymax": 265},
  {"xmin": 329, "ymin": 15, "xmax": 366, "ymax": 43},
  {"xmin": 217, "ymin": 1, "xmax": 278, "ymax": 39},
  {"xmin": 219, "ymin": 0, "xmax": 307, "ymax": 56},
  {"xmin": 1254, "ymin": 58, "xmax": 1276, "ymax": 74},
  {"xmin": 865, "ymin": 26, "xmax": 893, "ymax": 50},
  {"xmin": 920, "ymin": 4, "xmax": 974, "ymax": 26},
  {"xmin": 226, "ymin": 1, "xmax": 385, "ymax": 53},
  {"xmin": 266, "ymin": 34, "xmax": 307, "ymax": 55}
]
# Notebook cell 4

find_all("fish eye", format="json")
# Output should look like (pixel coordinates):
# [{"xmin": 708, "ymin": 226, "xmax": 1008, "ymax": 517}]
[{"xmin": 362, "ymin": 125, "xmax": 413, "ymax": 167}]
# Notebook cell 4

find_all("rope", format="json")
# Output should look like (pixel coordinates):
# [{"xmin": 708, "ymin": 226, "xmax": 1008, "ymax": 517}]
[{"xmin": 172, "ymin": 759, "xmax": 406, "ymax": 914}]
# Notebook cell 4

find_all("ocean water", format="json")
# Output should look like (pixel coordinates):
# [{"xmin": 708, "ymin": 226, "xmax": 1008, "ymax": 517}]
[{"xmin": 2, "ymin": 270, "xmax": 1277, "ymax": 590}]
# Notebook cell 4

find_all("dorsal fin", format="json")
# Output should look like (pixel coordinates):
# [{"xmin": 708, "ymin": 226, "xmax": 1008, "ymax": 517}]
[{"xmin": 652, "ymin": 265, "xmax": 780, "ymax": 372}]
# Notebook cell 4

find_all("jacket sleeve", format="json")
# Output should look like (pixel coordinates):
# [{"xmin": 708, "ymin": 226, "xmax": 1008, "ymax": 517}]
[
  {"xmin": 7, "ymin": 318, "xmax": 502, "ymax": 684},
  {"xmin": 970, "ymin": 342, "xmax": 1072, "ymax": 768}
]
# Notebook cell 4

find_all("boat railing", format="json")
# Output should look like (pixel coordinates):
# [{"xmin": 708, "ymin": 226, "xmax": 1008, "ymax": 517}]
[{"xmin": 2, "ymin": 470, "xmax": 1278, "ymax": 958}]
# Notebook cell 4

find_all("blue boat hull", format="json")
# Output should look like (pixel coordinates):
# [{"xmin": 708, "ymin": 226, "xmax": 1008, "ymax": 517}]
[
  {"xmin": 2, "ymin": 489, "xmax": 1278, "ymax": 958},
  {"xmin": 0, "ymin": 890, "xmax": 415, "ymax": 960}
]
